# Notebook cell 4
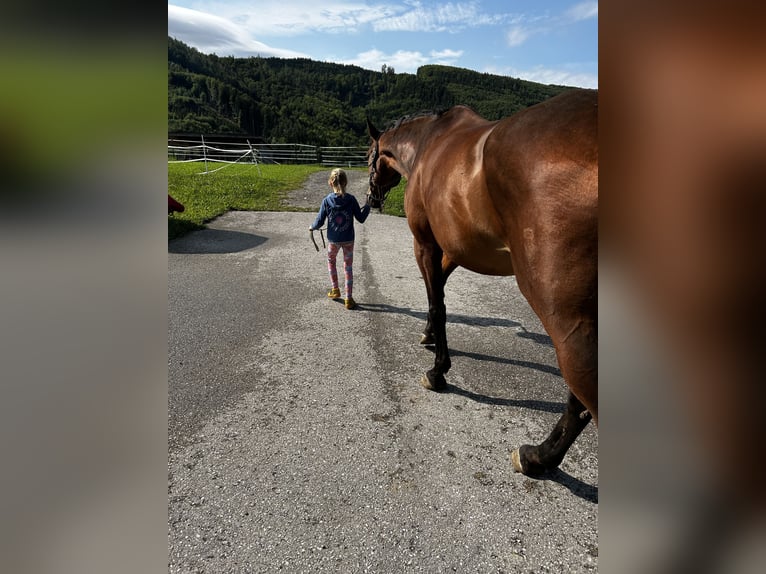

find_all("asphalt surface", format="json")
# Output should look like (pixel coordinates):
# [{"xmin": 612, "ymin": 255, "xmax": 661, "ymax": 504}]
[{"xmin": 168, "ymin": 170, "xmax": 598, "ymax": 573}]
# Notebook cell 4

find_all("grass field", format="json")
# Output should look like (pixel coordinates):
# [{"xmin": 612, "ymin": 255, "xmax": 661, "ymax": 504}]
[{"xmin": 168, "ymin": 162, "xmax": 406, "ymax": 239}]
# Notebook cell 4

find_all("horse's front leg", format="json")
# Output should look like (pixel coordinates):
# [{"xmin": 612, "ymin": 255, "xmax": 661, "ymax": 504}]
[
  {"xmin": 414, "ymin": 240, "xmax": 451, "ymax": 391},
  {"xmin": 421, "ymin": 255, "xmax": 458, "ymax": 345}
]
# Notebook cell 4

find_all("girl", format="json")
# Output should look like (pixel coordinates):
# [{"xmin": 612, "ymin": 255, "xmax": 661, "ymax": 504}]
[{"xmin": 309, "ymin": 168, "xmax": 370, "ymax": 309}]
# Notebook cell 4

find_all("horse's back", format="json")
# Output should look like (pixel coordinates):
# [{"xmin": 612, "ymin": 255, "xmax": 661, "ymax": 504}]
[
  {"xmin": 485, "ymin": 88, "xmax": 598, "ymax": 235},
  {"xmin": 488, "ymin": 89, "xmax": 598, "ymax": 197}
]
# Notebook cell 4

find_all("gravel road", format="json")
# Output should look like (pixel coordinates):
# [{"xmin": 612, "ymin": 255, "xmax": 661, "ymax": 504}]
[{"xmin": 168, "ymin": 168, "xmax": 598, "ymax": 573}]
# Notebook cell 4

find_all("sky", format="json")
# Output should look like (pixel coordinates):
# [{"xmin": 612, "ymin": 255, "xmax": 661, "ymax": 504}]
[{"xmin": 168, "ymin": 1, "xmax": 597, "ymax": 88}]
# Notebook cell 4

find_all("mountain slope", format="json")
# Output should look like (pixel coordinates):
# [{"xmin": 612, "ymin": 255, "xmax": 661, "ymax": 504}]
[{"xmin": 168, "ymin": 37, "xmax": 570, "ymax": 145}]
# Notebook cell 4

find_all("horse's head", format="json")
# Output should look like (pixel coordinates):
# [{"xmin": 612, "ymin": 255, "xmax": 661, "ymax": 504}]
[{"xmin": 366, "ymin": 117, "xmax": 402, "ymax": 211}]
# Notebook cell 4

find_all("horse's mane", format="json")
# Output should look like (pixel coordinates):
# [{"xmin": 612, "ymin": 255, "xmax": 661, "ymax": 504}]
[
  {"xmin": 388, "ymin": 108, "xmax": 449, "ymax": 131},
  {"xmin": 386, "ymin": 105, "xmax": 478, "ymax": 131}
]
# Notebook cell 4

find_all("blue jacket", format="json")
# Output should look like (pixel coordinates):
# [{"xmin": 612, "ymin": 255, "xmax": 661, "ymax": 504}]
[{"xmin": 311, "ymin": 192, "xmax": 370, "ymax": 243}]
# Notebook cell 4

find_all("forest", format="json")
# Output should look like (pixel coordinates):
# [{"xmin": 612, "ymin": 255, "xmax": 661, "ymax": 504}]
[{"xmin": 168, "ymin": 37, "xmax": 571, "ymax": 146}]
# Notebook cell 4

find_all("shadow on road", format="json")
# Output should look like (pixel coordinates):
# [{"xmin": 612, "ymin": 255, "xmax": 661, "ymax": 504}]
[
  {"xmin": 448, "ymin": 348, "xmax": 561, "ymax": 377},
  {"xmin": 420, "ymin": 344, "xmax": 561, "ymax": 377},
  {"xmin": 538, "ymin": 468, "xmax": 599, "ymax": 504},
  {"xmin": 169, "ymin": 229, "xmax": 269, "ymax": 254},
  {"xmin": 362, "ymin": 302, "xmax": 553, "ymax": 346},
  {"xmin": 444, "ymin": 382, "xmax": 598, "ymax": 503},
  {"xmin": 444, "ymin": 382, "xmax": 564, "ymax": 414}
]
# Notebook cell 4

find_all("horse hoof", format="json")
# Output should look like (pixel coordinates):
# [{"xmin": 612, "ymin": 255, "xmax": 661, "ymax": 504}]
[
  {"xmin": 511, "ymin": 445, "xmax": 549, "ymax": 476},
  {"xmin": 420, "ymin": 373, "xmax": 445, "ymax": 391},
  {"xmin": 420, "ymin": 332, "xmax": 435, "ymax": 346},
  {"xmin": 511, "ymin": 449, "xmax": 525, "ymax": 473}
]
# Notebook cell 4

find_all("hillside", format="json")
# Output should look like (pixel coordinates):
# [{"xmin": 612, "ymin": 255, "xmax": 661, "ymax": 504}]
[{"xmin": 168, "ymin": 37, "xmax": 570, "ymax": 146}]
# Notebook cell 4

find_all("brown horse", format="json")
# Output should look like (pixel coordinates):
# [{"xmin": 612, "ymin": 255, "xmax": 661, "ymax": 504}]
[{"xmin": 367, "ymin": 88, "xmax": 598, "ymax": 476}]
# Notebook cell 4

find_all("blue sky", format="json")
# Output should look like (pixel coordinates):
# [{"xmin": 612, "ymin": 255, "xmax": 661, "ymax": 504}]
[{"xmin": 168, "ymin": 1, "xmax": 597, "ymax": 88}]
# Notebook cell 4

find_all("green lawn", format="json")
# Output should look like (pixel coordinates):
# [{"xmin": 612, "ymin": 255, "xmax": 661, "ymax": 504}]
[
  {"xmin": 382, "ymin": 180, "xmax": 406, "ymax": 218},
  {"xmin": 168, "ymin": 162, "xmax": 406, "ymax": 239}
]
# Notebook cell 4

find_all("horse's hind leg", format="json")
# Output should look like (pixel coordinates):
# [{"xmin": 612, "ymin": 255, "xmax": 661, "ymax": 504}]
[
  {"xmin": 512, "ymin": 391, "xmax": 592, "ymax": 475},
  {"xmin": 420, "ymin": 255, "xmax": 458, "ymax": 345},
  {"xmin": 512, "ymin": 314, "xmax": 597, "ymax": 474}
]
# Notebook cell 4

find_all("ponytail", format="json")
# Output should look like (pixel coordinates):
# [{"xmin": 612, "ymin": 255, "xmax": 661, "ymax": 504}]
[{"xmin": 329, "ymin": 168, "xmax": 348, "ymax": 195}]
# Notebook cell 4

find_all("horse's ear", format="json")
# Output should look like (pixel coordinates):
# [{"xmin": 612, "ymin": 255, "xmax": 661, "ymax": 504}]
[{"xmin": 366, "ymin": 117, "xmax": 380, "ymax": 141}]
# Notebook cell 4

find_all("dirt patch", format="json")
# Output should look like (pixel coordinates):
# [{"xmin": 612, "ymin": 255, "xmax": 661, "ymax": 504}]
[{"xmin": 283, "ymin": 169, "xmax": 369, "ymax": 211}]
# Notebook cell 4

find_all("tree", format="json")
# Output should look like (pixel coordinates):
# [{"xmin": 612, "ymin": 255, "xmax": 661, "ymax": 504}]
[{"xmin": 168, "ymin": 37, "xmax": 568, "ymax": 143}]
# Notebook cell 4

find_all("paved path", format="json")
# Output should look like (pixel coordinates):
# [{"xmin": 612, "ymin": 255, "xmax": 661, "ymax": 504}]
[{"xmin": 168, "ymin": 170, "xmax": 598, "ymax": 572}]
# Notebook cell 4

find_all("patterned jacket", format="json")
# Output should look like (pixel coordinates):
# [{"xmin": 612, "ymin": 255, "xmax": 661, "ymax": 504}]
[{"xmin": 311, "ymin": 192, "xmax": 370, "ymax": 243}]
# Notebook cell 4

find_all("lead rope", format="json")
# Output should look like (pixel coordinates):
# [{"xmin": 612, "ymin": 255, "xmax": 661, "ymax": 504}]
[{"xmin": 310, "ymin": 227, "xmax": 326, "ymax": 252}]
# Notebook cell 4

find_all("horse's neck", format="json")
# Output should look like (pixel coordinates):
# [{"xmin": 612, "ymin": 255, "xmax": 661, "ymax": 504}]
[
  {"xmin": 391, "ymin": 119, "xmax": 442, "ymax": 174},
  {"xmin": 394, "ymin": 110, "xmax": 488, "ymax": 172}
]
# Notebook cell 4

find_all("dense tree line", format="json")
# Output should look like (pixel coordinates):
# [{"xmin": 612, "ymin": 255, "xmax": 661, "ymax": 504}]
[{"xmin": 168, "ymin": 37, "xmax": 569, "ymax": 146}]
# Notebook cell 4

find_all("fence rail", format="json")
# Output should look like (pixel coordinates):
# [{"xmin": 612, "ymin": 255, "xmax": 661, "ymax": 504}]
[{"xmin": 168, "ymin": 137, "xmax": 369, "ymax": 168}]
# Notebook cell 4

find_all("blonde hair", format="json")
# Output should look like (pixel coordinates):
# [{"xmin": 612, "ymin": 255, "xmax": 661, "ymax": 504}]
[{"xmin": 328, "ymin": 168, "xmax": 348, "ymax": 195}]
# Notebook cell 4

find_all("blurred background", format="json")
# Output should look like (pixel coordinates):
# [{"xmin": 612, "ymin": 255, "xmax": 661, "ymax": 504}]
[
  {"xmin": 0, "ymin": 3, "xmax": 167, "ymax": 573},
  {"xmin": 600, "ymin": 2, "xmax": 765, "ymax": 572}
]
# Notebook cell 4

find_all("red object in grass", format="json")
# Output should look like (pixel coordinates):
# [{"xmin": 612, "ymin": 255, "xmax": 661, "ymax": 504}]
[{"xmin": 168, "ymin": 195, "xmax": 185, "ymax": 214}]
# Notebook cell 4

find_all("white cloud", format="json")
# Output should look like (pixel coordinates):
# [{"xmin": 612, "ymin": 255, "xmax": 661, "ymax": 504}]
[
  {"xmin": 180, "ymin": 1, "xmax": 393, "ymax": 37},
  {"xmin": 566, "ymin": 2, "xmax": 598, "ymax": 22},
  {"xmin": 373, "ymin": 1, "xmax": 509, "ymax": 33},
  {"xmin": 506, "ymin": 26, "xmax": 531, "ymax": 47},
  {"xmin": 168, "ymin": 4, "xmax": 309, "ymax": 57},
  {"xmin": 344, "ymin": 47, "xmax": 462, "ymax": 73},
  {"xmin": 523, "ymin": 67, "xmax": 598, "ymax": 89},
  {"xmin": 431, "ymin": 48, "xmax": 464, "ymax": 61},
  {"xmin": 484, "ymin": 64, "xmax": 598, "ymax": 89},
  {"xmin": 503, "ymin": 2, "xmax": 597, "ymax": 50}
]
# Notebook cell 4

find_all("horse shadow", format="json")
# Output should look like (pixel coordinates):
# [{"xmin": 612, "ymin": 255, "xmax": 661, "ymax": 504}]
[
  {"xmin": 443, "ymin": 382, "xmax": 563, "ymax": 413},
  {"xmin": 535, "ymin": 468, "xmax": 599, "ymax": 503},
  {"xmin": 361, "ymin": 302, "xmax": 553, "ymax": 347},
  {"xmin": 446, "ymin": 348, "xmax": 561, "ymax": 377},
  {"xmin": 444, "ymin": 382, "xmax": 597, "ymax": 503},
  {"xmin": 169, "ymin": 229, "xmax": 268, "ymax": 254},
  {"xmin": 363, "ymin": 303, "xmax": 595, "ymax": 502}
]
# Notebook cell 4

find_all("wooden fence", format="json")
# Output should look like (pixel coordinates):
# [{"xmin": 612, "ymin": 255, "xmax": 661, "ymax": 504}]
[{"xmin": 168, "ymin": 137, "xmax": 368, "ymax": 168}]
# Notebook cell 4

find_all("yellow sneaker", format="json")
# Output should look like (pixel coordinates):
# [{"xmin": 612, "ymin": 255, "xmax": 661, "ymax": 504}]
[
  {"xmin": 344, "ymin": 297, "xmax": 357, "ymax": 310},
  {"xmin": 327, "ymin": 288, "xmax": 341, "ymax": 299}
]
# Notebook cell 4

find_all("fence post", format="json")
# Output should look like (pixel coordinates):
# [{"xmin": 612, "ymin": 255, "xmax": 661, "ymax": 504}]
[{"xmin": 201, "ymin": 134, "xmax": 208, "ymax": 173}]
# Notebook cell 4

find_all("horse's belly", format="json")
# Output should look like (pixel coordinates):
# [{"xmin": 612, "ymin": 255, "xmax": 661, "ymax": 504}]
[{"xmin": 449, "ymin": 240, "xmax": 515, "ymax": 276}]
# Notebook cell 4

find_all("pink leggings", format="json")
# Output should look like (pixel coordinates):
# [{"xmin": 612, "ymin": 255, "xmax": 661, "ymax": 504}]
[{"xmin": 327, "ymin": 241, "xmax": 354, "ymax": 297}]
